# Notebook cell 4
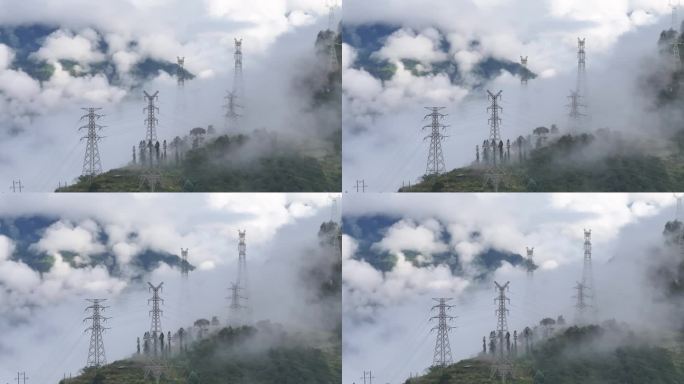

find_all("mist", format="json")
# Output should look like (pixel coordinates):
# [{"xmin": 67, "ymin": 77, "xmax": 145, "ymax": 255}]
[
  {"xmin": 0, "ymin": 193, "xmax": 340, "ymax": 383},
  {"xmin": 341, "ymin": 193, "xmax": 683, "ymax": 383},
  {"xmin": 0, "ymin": 0, "xmax": 340, "ymax": 191},
  {"xmin": 342, "ymin": 0, "xmax": 681, "ymax": 192}
]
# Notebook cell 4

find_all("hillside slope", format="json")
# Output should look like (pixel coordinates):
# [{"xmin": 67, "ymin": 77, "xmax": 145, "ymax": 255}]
[
  {"xmin": 62, "ymin": 325, "xmax": 340, "ymax": 384},
  {"xmin": 57, "ymin": 131, "xmax": 341, "ymax": 192},
  {"xmin": 401, "ymin": 133, "xmax": 682, "ymax": 193},
  {"xmin": 406, "ymin": 325, "xmax": 684, "ymax": 384}
]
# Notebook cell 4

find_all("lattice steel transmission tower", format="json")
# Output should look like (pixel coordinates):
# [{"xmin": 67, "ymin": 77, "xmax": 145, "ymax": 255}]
[
  {"xmin": 84, "ymin": 299, "xmax": 109, "ymax": 368},
  {"xmin": 228, "ymin": 282, "xmax": 246, "ymax": 324},
  {"xmin": 234, "ymin": 230, "xmax": 250, "ymax": 323},
  {"xmin": 144, "ymin": 91, "xmax": 159, "ymax": 143},
  {"xmin": 233, "ymin": 38, "xmax": 244, "ymax": 99},
  {"xmin": 422, "ymin": 107, "xmax": 448, "ymax": 176},
  {"xmin": 139, "ymin": 170, "xmax": 162, "ymax": 192},
  {"xmin": 580, "ymin": 229, "xmax": 596, "ymax": 320},
  {"xmin": 430, "ymin": 298, "xmax": 455, "ymax": 367},
  {"xmin": 492, "ymin": 281, "xmax": 513, "ymax": 382},
  {"xmin": 526, "ymin": 247, "xmax": 534, "ymax": 277},
  {"xmin": 181, "ymin": 248, "xmax": 189, "ymax": 278},
  {"xmin": 484, "ymin": 90, "xmax": 505, "ymax": 191},
  {"xmin": 177, "ymin": 57, "xmax": 185, "ymax": 88},
  {"xmin": 573, "ymin": 281, "xmax": 591, "ymax": 324},
  {"xmin": 9, "ymin": 180, "xmax": 24, "ymax": 193},
  {"xmin": 672, "ymin": 39, "xmax": 683, "ymax": 69},
  {"xmin": 576, "ymin": 38, "xmax": 587, "ymax": 95},
  {"xmin": 327, "ymin": 0, "xmax": 339, "ymax": 71},
  {"xmin": 487, "ymin": 91, "xmax": 503, "ymax": 145},
  {"xmin": 567, "ymin": 90, "xmax": 586, "ymax": 130},
  {"xmin": 520, "ymin": 56, "xmax": 528, "ymax": 87},
  {"xmin": 671, "ymin": 0, "xmax": 680, "ymax": 30},
  {"xmin": 224, "ymin": 91, "xmax": 242, "ymax": 129},
  {"xmin": 79, "ymin": 108, "xmax": 104, "ymax": 179},
  {"xmin": 148, "ymin": 282, "xmax": 164, "ymax": 355}
]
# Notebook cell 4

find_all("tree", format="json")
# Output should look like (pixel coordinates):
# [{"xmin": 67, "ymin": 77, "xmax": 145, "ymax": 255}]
[
  {"xmin": 187, "ymin": 371, "xmax": 200, "ymax": 384},
  {"xmin": 534, "ymin": 370, "xmax": 545, "ymax": 384}
]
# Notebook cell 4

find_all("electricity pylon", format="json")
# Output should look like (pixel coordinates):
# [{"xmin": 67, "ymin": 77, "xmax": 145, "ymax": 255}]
[
  {"xmin": 520, "ymin": 56, "xmax": 528, "ymax": 87},
  {"xmin": 79, "ymin": 108, "xmax": 104, "ymax": 179},
  {"xmin": 84, "ymin": 299, "xmax": 109, "ymax": 368},
  {"xmin": 139, "ymin": 169, "xmax": 162, "ymax": 192},
  {"xmin": 573, "ymin": 281, "xmax": 592, "ymax": 324},
  {"xmin": 430, "ymin": 298, "xmax": 455, "ymax": 367},
  {"xmin": 144, "ymin": 91, "xmax": 160, "ymax": 143},
  {"xmin": 487, "ymin": 90, "xmax": 503, "ymax": 145},
  {"xmin": 576, "ymin": 38, "xmax": 587, "ymax": 95},
  {"xmin": 671, "ymin": 0, "xmax": 680, "ymax": 31},
  {"xmin": 526, "ymin": 247, "xmax": 535, "ymax": 278},
  {"xmin": 235, "ymin": 230, "xmax": 250, "ymax": 324},
  {"xmin": 484, "ymin": 90, "xmax": 505, "ymax": 191},
  {"xmin": 673, "ymin": 39, "xmax": 683, "ymax": 69},
  {"xmin": 176, "ymin": 57, "xmax": 185, "ymax": 88},
  {"xmin": 224, "ymin": 91, "xmax": 242, "ymax": 130},
  {"xmin": 9, "ymin": 180, "xmax": 24, "ymax": 193},
  {"xmin": 148, "ymin": 282, "xmax": 164, "ymax": 355},
  {"xmin": 422, "ymin": 107, "xmax": 448, "ymax": 176},
  {"xmin": 233, "ymin": 38, "xmax": 244, "ymax": 100},
  {"xmin": 581, "ymin": 229, "xmax": 597, "ymax": 322},
  {"xmin": 567, "ymin": 90, "xmax": 586, "ymax": 130},
  {"xmin": 491, "ymin": 281, "xmax": 513, "ymax": 383},
  {"xmin": 180, "ymin": 248, "xmax": 189, "ymax": 278},
  {"xmin": 228, "ymin": 282, "xmax": 246, "ymax": 325}
]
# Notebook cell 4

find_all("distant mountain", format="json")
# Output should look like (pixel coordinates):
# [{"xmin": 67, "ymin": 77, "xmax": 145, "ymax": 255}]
[
  {"xmin": 343, "ymin": 23, "xmax": 536, "ymax": 87},
  {"xmin": 342, "ymin": 215, "xmax": 531, "ymax": 279},
  {"xmin": 0, "ymin": 24, "xmax": 194, "ymax": 85},
  {"xmin": 0, "ymin": 215, "xmax": 193, "ymax": 277}
]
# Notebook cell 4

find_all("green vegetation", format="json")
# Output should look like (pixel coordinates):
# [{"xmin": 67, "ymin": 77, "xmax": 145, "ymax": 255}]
[
  {"xmin": 62, "ymin": 326, "xmax": 340, "ymax": 384},
  {"xmin": 407, "ymin": 325, "xmax": 684, "ymax": 384},
  {"xmin": 56, "ymin": 132, "xmax": 341, "ymax": 192},
  {"xmin": 403, "ymin": 133, "xmax": 684, "ymax": 192}
]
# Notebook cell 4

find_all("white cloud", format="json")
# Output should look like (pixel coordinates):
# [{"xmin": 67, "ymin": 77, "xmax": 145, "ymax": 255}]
[
  {"xmin": 0, "ymin": 44, "xmax": 14, "ymax": 70},
  {"xmin": 374, "ymin": 28, "xmax": 447, "ymax": 63},
  {"xmin": 34, "ymin": 29, "xmax": 105, "ymax": 64},
  {"xmin": 33, "ymin": 220, "xmax": 106, "ymax": 256},
  {"xmin": 373, "ymin": 219, "xmax": 448, "ymax": 255}
]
